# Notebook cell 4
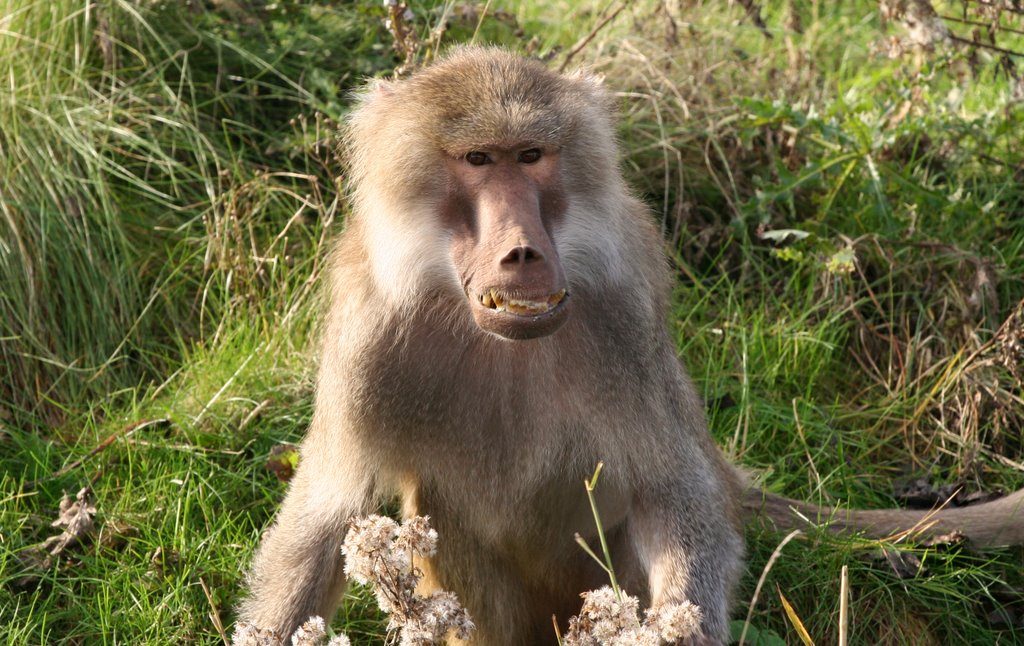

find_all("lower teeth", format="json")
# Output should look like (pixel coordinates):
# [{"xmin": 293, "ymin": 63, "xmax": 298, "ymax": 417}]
[{"xmin": 479, "ymin": 290, "xmax": 565, "ymax": 314}]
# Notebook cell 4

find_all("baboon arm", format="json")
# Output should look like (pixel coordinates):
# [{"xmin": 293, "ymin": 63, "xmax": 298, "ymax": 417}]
[
  {"xmin": 238, "ymin": 427, "xmax": 377, "ymax": 638},
  {"xmin": 629, "ymin": 485, "xmax": 744, "ymax": 643},
  {"xmin": 743, "ymin": 486, "xmax": 1024, "ymax": 547}
]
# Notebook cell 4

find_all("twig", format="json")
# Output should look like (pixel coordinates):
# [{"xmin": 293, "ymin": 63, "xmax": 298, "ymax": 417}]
[
  {"xmin": 738, "ymin": 530, "xmax": 802, "ymax": 646},
  {"xmin": 960, "ymin": 0, "xmax": 1024, "ymax": 16},
  {"xmin": 978, "ymin": 152, "xmax": 1019, "ymax": 168},
  {"xmin": 575, "ymin": 462, "xmax": 623, "ymax": 598},
  {"xmin": 559, "ymin": 2, "xmax": 629, "ymax": 72},
  {"xmin": 28, "ymin": 418, "xmax": 169, "ymax": 488},
  {"xmin": 125, "ymin": 439, "xmax": 245, "ymax": 456},
  {"xmin": 940, "ymin": 14, "xmax": 1024, "ymax": 37},
  {"xmin": 200, "ymin": 576, "xmax": 230, "ymax": 646},
  {"xmin": 950, "ymin": 33, "xmax": 1024, "ymax": 57}
]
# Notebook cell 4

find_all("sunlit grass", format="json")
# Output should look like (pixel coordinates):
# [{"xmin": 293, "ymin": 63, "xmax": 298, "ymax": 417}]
[{"xmin": 1, "ymin": 1, "xmax": 1022, "ymax": 644}]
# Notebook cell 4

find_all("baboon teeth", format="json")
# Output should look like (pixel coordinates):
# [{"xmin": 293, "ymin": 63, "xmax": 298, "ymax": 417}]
[{"xmin": 479, "ymin": 288, "xmax": 566, "ymax": 314}]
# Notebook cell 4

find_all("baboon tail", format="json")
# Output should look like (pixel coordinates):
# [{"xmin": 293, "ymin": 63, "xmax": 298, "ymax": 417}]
[{"xmin": 742, "ymin": 486, "xmax": 1024, "ymax": 548}]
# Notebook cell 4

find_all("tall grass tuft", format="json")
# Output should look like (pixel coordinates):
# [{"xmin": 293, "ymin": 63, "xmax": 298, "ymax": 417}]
[
  {"xmin": 1, "ymin": 0, "xmax": 166, "ymax": 427},
  {"xmin": 0, "ymin": 1, "xmax": 388, "ymax": 433}
]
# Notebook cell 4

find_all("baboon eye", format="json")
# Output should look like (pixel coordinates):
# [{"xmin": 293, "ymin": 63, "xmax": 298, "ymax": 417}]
[
  {"xmin": 465, "ymin": 151, "xmax": 492, "ymax": 166},
  {"xmin": 517, "ymin": 148, "xmax": 542, "ymax": 164}
]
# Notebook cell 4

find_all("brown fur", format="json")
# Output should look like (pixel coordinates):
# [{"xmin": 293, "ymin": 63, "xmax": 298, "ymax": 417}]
[{"xmin": 238, "ymin": 47, "xmax": 1023, "ymax": 645}]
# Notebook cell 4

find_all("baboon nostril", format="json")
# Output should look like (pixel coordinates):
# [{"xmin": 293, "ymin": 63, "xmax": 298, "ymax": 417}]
[{"xmin": 500, "ymin": 245, "xmax": 544, "ymax": 267}]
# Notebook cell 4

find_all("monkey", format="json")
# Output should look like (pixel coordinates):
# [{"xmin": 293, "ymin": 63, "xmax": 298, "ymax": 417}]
[{"xmin": 237, "ymin": 47, "xmax": 1024, "ymax": 645}]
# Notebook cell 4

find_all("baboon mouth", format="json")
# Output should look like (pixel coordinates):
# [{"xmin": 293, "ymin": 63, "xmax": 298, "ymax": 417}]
[
  {"xmin": 477, "ymin": 288, "xmax": 567, "ymax": 316},
  {"xmin": 468, "ymin": 286, "xmax": 571, "ymax": 339}
]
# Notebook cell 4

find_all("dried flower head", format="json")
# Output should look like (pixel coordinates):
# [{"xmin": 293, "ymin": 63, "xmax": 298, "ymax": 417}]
[
  {"xmin": 342, "ymin": 515, "xmax": 475, "ymax": 645},
  {"xmin": 563, "ymin": 586, "xmax": 703, "ymax": 646},
  {"xmin": 290, "ymin": 616, "xmax": 327, "ymax": 646},
  {"xmin": 232, "ymin": 616, "xmax": 352, "ymax": 646},
  {"xmin": 233, "ymin": 517, "xmax": 468, "ymax": 645},
  {"xmin": 394, "ymin": 514, "xmax": 438, "ymax": 558},
  {"xmin": 343, "ymin": 515, "xmax": 400, "ymax": 584},
  {"xmin": 569, "ymin": 586, "xmax": 641, "ymax": 642},
  {"xmin": 645, "ymin": 601, "xmax": 702, "ymax": 642},
  {"xmin": 231, "ymin": 621, "xmax": 284, "ymax": 646}
]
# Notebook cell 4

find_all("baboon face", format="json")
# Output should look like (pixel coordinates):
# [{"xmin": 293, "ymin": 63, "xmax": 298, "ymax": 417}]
[
  {"xmin": 346, "ymin": 50, "xmax": 621, "ymax": 341},
  {"xmin": 444, "ymin": 145, "xmax": 571, "ymax": 340}
]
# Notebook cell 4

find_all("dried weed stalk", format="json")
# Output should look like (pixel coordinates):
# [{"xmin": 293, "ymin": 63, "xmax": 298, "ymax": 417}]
[
  {"xmin": 233, "ymin": 503, "xmax": 702, "ymax": 645},
  {"xmin": 383, "ymin": 0, "xmax": 422, "ymax": 75},
  {"xmin": 930, "ymin": 297, "xmax": 1024, "ymax": 472},
  {"xmin": 15, "ymin": 488, "xmax": 104, "ymax": 589},
  {"xmin": 561, "ymin": 464, "xmax": 704, "ymax": 645}
]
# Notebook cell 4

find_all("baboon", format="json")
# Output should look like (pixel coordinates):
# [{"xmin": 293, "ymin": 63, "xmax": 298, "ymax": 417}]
[{"xmin": 239, "ymin": 47, "xmax": 1024, "ymax": 645}]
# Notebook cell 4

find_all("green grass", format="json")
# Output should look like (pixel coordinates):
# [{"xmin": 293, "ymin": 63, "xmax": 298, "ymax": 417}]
[{"xmin": 1, "ymin": 1, "xmax": 1022, "ymax": 644}]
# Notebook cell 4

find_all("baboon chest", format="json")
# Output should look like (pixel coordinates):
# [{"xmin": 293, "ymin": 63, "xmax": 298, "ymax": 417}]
[{"xmin": 352, "ymin": 326, "xmax": 640, "ymax": 527}]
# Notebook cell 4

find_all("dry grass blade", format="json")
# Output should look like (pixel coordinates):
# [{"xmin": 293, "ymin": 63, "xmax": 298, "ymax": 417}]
[
  {"xmin": 838, "ymin": 565, "xmax": 849, "ymax": 646},
  {"xmin": 778, "ymin": 586, "xmax": 815, "ymax": 646}
]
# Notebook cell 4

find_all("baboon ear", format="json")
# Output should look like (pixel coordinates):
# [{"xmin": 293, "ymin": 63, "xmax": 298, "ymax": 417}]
[
  {"xmin": 566, "ymin": 68, "xmax": 615, "ymax": 114},
  {"xmin": 566, "ymin": 68, "xmax": 606, "ymax": 89},
  {"xmin": 367, "ymin": 78, "xmax": 397, "ymax": 98},
  {"xmin": 350, "ymin": 78, "xmax": 398, "ymax": 115}
]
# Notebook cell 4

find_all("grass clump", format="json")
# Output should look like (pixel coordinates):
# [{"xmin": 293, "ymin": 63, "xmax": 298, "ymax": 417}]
[{"xmin": 0, "ymin": 0, "xmax": 398, "ymax": 434}]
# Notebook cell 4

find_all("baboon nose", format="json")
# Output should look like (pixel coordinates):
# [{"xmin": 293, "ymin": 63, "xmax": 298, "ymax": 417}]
[{"xmin": 500, "ymin": 245, "xmax": 544, "ymax": 267}]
